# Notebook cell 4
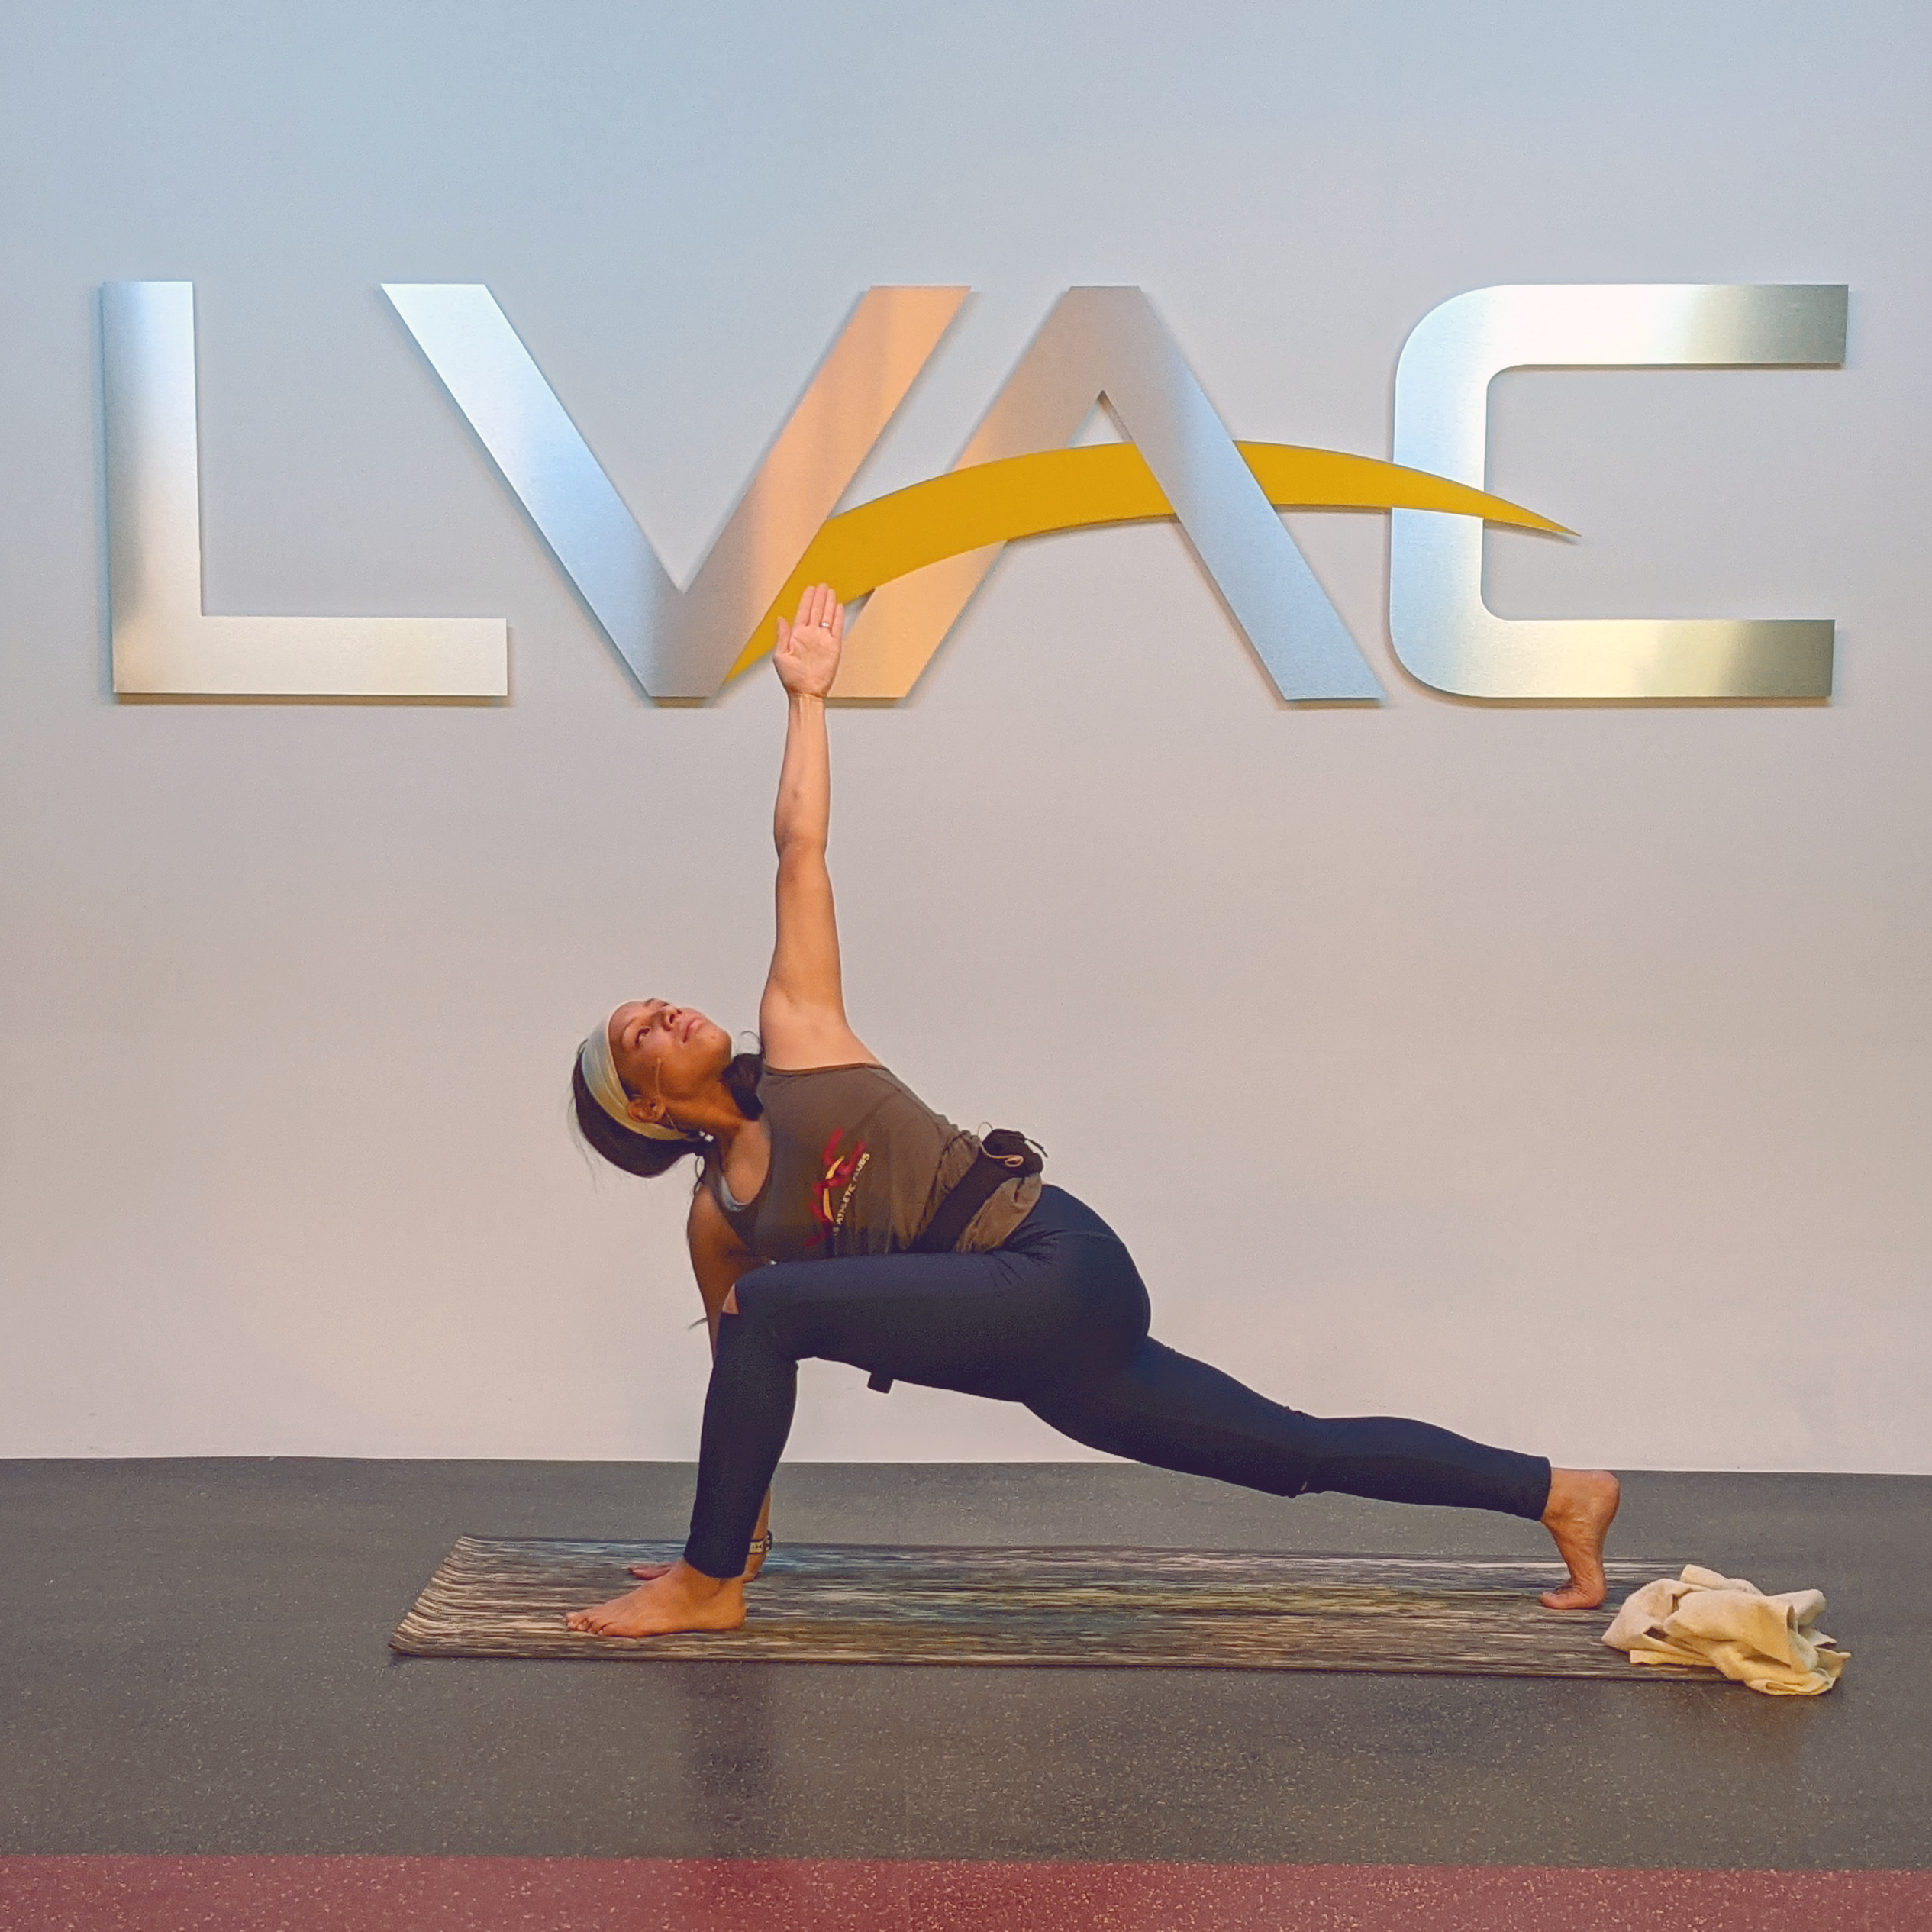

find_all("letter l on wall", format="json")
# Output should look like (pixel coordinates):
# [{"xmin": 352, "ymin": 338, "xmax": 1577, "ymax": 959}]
[{"xmin": 102, "ymin": 282, "xmax": 507, "ymax": 698}]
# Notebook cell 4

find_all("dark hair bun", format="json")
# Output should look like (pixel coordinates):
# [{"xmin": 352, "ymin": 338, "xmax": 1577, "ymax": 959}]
[{"xmin": 722, "ymin": 1051, "xmax": 764, "ymax": 1122}]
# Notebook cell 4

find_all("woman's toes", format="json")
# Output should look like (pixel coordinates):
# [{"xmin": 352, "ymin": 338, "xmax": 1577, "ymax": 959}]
[{"xmin": 1540, "ymin": 1580, "xmax": 1605, "ymax": 1611}]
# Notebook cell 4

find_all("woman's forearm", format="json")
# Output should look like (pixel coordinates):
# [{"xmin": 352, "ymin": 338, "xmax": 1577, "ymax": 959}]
[
  {"xmin": 762, "ymin": 585, "xmax": 859, "ymax": 1048},
  {"xmin": 773, "ymin": 690, "xmax": 830, "ymax": 858}
]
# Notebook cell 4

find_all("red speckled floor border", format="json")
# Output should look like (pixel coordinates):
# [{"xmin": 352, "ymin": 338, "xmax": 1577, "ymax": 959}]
[{"xmin": 2, "ymin": 1858, "xmax": 1927, "ymax": 1931}]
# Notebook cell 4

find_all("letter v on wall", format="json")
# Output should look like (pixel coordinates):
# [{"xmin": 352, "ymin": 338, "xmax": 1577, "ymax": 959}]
[{"xmin": 383, "ymin": 284, "xmax": 968, "ymax": 699}]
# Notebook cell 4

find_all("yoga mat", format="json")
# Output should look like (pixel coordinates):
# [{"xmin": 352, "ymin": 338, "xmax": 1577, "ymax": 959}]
[{"xmin": 392, "ymin": 1539, "xmax": 1705, "ymax": 1677}]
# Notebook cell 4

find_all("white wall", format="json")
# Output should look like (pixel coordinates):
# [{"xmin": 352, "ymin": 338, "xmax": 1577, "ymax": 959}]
[{"xmin": 2, "ymin": 1, "xmax": 1927, "ymax": 1469}]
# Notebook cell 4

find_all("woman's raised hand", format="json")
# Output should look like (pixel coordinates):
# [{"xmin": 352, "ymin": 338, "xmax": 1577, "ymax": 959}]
[{"xmin": 773, "ymin": 582, "xmax": 845, "ymax": 698}]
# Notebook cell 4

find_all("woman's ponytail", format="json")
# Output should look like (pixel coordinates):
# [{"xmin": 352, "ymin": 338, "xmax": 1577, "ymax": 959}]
[{"xmin": 722, "ymin": 1050, "xmax": 765, "ymax": 1122}]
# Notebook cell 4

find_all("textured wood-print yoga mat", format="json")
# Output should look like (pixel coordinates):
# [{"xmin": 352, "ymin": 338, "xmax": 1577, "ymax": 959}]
[{"xmin": 392, "ymin": 1539, "xmax": 1705, "ymax": 1678}]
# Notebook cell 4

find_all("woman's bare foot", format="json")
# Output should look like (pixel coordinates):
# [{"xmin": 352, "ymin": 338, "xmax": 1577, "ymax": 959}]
[
  {"xmin": 1539, "ymin": 1467, "xmax": 1621, "ymax": 1609},
  {"xmin": 566, "ymin": 1560, "xmax": 746, "ymax": 1637}
]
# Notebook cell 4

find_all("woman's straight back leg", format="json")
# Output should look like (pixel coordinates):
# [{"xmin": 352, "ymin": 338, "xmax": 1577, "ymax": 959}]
[{"xmin": 1025, "ymin": 1337, "xmax": 1552, "ymax": 1521}]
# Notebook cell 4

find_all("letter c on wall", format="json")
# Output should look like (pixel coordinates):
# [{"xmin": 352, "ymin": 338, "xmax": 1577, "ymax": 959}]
[{"xmin": 1389, "ymin": 283, "xmax": 1847, "ymax": 700}]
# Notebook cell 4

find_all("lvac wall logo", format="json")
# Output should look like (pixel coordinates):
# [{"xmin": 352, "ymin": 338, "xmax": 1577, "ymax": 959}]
[{"xmin": 102, "ymin": 280, "xmax": 1847, "ymax": 706}]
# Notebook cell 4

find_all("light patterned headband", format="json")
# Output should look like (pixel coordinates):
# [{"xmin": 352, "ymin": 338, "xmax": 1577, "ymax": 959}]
[{"xmin": 578, "ymin": 1013, "xmax": 694, "ymax": 1143}]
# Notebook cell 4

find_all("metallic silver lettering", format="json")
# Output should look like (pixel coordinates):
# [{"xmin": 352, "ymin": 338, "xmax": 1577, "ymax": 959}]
[
  {"xmin": 102, "ymin": 282, "xmax": 506, "ymax": 698},
  {"xmin": 1389, "ymin": 283, "xmax": 1847, "ymax": 700},
  {"xmin": 837, "ymin": 287, "xmax": 1382, "ymax": 702},
  {"xmin": 384, "ymin": 283, "xmax": 968, "ymax": 699}
]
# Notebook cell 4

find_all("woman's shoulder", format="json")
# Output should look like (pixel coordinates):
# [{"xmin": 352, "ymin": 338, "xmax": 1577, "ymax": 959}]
[
  {"xmin": 691, "ymin": 1151, "xmax": 765, "ymax": 1250},
  {"xmin": 687, "ymin": 1172, "xmax": 731, "ymax": 1239}
]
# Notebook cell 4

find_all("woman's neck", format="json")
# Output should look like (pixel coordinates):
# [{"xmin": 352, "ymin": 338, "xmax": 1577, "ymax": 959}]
[
  {"xmin": 667, "ymin": 1087, "xmax": 763, "ymax": 1163},
  {"xmin": 657, "ymin": 1073, "xmax": 746, "ymax": 1146}
]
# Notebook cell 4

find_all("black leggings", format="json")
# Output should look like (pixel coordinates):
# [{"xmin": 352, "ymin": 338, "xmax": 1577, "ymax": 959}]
[{"xmin": 684, "ymin": 1185, "xmax": 1551, "ymax": 1579}]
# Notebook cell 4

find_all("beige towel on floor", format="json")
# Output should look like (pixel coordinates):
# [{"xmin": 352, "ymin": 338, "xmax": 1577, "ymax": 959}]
[{"xmin": 1601, "ymin": 1564, "xmax": 1849, "ymax": 1695}]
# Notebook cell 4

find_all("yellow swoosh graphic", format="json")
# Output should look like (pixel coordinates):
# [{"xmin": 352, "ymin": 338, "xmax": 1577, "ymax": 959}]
[{"xmin": 727, "ymin": 442, "xmax": 1569, "ymax": 681}]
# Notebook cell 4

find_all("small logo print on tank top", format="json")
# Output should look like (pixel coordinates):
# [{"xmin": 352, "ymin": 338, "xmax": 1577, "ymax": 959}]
[{"xmin": 808, "ymin": 1129, "xmax": 870, "ymax": 1247}]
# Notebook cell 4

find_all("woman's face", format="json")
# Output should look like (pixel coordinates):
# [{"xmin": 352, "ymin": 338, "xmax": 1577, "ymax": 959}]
[{"xmin": 608, "ymin": 999, "xmax": 734, "ymax": 1124}]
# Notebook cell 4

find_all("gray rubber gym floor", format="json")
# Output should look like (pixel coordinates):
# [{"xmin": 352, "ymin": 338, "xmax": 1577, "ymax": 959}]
[{"xmin": 1, "ymin": 1461, "xmax": 1924, "ymax": 1867}]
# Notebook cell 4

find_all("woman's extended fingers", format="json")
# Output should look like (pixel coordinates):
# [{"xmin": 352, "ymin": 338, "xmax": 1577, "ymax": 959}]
[
  {"xmin": 773, "ymin": 589, "xmax": 838, "ymax": 692},
  {"xmin": 789, "ymin": 582, "xmax": 845, "ymax": 635}
]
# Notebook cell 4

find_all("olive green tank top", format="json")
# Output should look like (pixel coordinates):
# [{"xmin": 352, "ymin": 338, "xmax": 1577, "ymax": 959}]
[{"xmin": 712, "ymin": 1063, "xmax": 1040, "ymax": 1263}]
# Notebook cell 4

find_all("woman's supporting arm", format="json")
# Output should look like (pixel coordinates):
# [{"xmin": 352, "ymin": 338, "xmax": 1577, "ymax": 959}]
[
  {"xmin": 760, "ymin": 584, "xmax": 876, "ymax": 1070},
  {"xmin": 672, "ymin": 1185, "xmax": 774, "ymax": 1573}
]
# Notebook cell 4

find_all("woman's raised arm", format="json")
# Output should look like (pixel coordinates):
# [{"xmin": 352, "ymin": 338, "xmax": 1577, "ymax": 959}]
[{"xmin": 759, "ymin": 584, "xmax": 876, "ymax": 1071}]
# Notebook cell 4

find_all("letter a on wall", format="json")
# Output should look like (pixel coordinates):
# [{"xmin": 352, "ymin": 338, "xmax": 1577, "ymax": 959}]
[{"xmin": 834, "ymin": 288, "xmax": 1382, "ymax": 702}]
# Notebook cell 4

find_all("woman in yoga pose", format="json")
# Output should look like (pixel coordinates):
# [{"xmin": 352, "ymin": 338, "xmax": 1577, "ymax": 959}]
[{"xmin": 566, "ymin": 585, "xmax": 1620, "ymax": 1639}]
